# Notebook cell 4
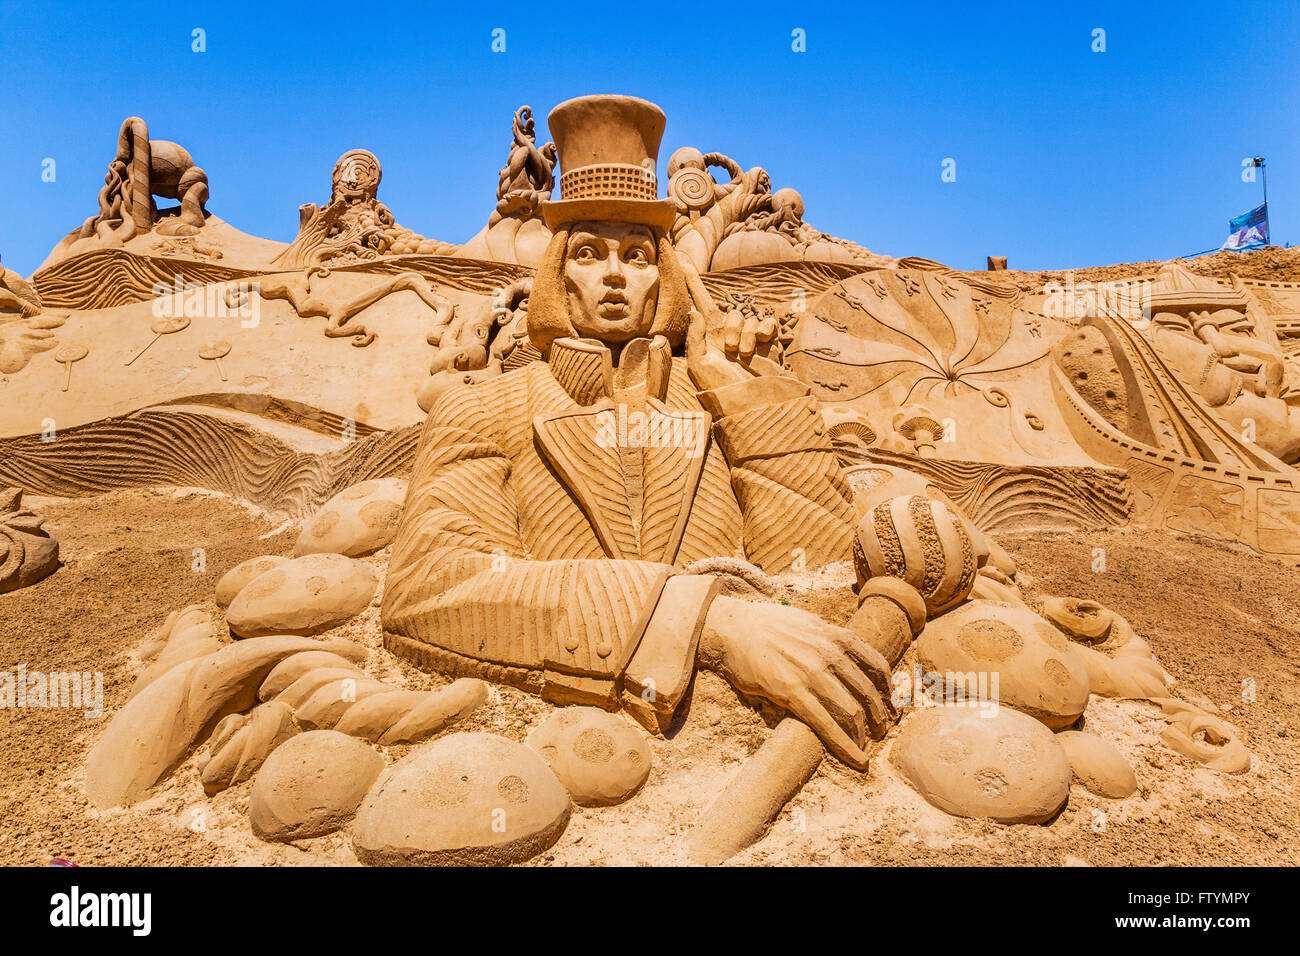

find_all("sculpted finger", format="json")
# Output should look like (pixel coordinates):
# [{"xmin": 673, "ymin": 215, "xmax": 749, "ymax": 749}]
[
  {"xmin": 756, "ymin": 314, "xmax": 778, "ymax": 343},
  {"xmin": 792, "ymin": 692, "xmax": 870, "ymax": 771},
  {"xmin": 831, "ymin": 658, "xmax": 893, "ymax": 738},
  {"xmin": 685, "ymin": 308, "xmax": 707, "ymax": 358},
  {"xmin": 738, "ymin": 320, "xmax": 757, "ymax": 360},
  {"xmin": 842, "ymin": 636, "xmax": 894, "ymax": 696},
  {"xmin": 723, "ymin": 308, "xmax": 744, "ymax": 353},
  {"xmin": 810, "ymin": 671, "xmax": 868, "ymax": 749}
]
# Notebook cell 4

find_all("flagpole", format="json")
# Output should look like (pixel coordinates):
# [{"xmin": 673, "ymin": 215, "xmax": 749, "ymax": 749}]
[
  {"xmin": 1263, "ymin": 161, "xmax": 1269, "ymax": 246},
  {"xmin": 1257, "ymin": 157, "xmax": 1269, "ymax": 247}
]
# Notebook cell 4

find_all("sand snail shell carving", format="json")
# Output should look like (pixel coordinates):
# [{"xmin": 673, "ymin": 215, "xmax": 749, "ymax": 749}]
[{"xmin": 0, "ymin": 524, "xmax": 25, "ymax": 581}]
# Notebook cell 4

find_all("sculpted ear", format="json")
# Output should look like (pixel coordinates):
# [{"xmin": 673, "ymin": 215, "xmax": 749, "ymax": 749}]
[{"xmin": 526, "ymin": 227, "xmax": 574, "ymax": 357}]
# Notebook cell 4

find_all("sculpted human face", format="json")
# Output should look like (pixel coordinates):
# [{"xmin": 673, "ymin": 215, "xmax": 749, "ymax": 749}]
[{"xmin": 564, "ymin": 222, "xmax": 659, "ymax": 343}]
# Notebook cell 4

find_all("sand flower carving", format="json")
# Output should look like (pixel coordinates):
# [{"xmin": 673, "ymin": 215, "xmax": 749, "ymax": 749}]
[{"xmin": 787, "ymin": 269, "xmax": 1049, "ymax": 404}]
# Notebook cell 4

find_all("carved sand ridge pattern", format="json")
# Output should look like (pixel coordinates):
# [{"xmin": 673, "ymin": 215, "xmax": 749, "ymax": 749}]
[
  {"xmin": 30, "ymin": 250, "xmax": 534, "ymax": 314},
  {"xmin": 330, "ymin": 256, "xmax": 536, "ymax": 294},
  {"xmin": 32, "ymin": 249, "xmax": 261, "ymax": 311},
  {"xmin": 854, "ymin": 447, "xmax": 1131, "ymax": 532},
  {"xmin": 895, "ymin": 256, "xmax": 1024, "ymax": 304},
  {"xmin": 151, "ymin": 394, "xmax": 386, "ymax": 442},
  {"xmin": 699, "ymin": 261, "xmax": 877, "ymax": 304},
  {"xmin": 0, "ymin": 407, "xmax": 418, "ymax": 517}
]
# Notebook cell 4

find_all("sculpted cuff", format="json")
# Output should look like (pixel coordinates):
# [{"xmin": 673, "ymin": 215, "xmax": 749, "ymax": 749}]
[
  {"xmin": 621, "ymin": 573, "xmax": 721, "ymax": 733},
  {"xmin": 697, "ymin": 374, "xmax": 812, "ymax": 419}
]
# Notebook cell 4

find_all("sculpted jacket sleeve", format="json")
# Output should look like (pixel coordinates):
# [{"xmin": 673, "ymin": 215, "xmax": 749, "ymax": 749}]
[
  {"xmin": 621, "ymin": 371, "xmax": 857, "ymax": 729},
  {"xmin": 381, "ymin": 384, "xmax": 715, "ymax": 712},
  {"xmin": 699, "ymin": 375, "xmax": 857, "ymax": 572}
]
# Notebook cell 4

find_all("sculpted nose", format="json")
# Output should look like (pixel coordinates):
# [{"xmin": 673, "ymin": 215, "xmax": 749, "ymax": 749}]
[{"xmin": 602, "ymin": 253, "xmax": 626, "ymax": 286}]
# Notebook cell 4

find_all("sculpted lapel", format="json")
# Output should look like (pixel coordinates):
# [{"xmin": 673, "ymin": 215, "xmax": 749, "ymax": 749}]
[{"xmin": 534, "ymin": 337, "xmax": 711, "ymax": 563}]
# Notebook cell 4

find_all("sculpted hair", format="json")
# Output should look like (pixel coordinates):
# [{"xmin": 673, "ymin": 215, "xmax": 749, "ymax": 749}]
[{"xmin": 526, "ymin": 226, "xmax": 692, "ymax": 357}]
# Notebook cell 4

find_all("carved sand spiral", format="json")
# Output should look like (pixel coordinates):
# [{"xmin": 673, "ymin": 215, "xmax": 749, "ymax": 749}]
[
  {"xmin": 669, "ymin": 167, "xmax": 714, "ymax": 212},
  {"xmin": 54, "ymin": 342, "xmax": 88, "ymax": 392}
]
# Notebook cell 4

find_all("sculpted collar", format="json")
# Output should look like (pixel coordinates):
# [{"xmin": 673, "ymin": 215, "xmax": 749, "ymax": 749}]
[{"xmin": 547, "ymin": 336, "xmax": 674, "ymax": 407}]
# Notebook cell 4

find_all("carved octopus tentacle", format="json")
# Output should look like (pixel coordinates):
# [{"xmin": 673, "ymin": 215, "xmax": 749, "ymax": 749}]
[
  {"xmin": 702, "ymin": 152, "xmax": 743, "ymax": 185},
  {"xmin": 177, "ymin": 166, "xmax": 209, "ymax": 228},
  {"xmin": 119, "ymin": 117, "xmax": 153, "ymax": 232}
]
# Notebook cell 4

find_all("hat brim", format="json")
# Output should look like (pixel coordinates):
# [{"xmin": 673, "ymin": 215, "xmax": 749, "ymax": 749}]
[
  {"xmin": 541, "ymin": 198, "xmax": 677, "ymax": 232},
  {"xmin": 1147, "ymin": 290, "xmax": 1247, "ymax": 312}
]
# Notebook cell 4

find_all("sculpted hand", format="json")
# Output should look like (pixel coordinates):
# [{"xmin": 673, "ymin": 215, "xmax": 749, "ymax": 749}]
[
  {"xmin": 682, "ymin": 264, "xmax": 781, "ymax": 393},
  {"xmin": 0, "ymin": 314, "xmax": 63, "ymax": 375},
  {"xmin": 697, "ymin": 595, "xmax": 895, "ymax": 769}
]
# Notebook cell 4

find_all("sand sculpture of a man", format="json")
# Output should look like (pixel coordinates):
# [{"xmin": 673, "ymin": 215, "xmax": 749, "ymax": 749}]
[{"xmin": 385, "ymin": 95, "xmax": 952, "ymax": 767}]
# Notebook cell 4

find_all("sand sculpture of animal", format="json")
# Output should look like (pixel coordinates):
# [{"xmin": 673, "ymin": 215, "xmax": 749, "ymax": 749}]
[
  {"xmin": 228, "ymin": 268, "xmax": 454, "ymax": 349},
  {"xmin": 665, "ymin": 147, "xmax": 887, "ymax": 272},
  {"xmin": 77, "ymin": 117, "xmax": 209, "ymax": 242},
  {"xmin": 490, "ymin": 106, "xmax": 558, "ymax": 226}
]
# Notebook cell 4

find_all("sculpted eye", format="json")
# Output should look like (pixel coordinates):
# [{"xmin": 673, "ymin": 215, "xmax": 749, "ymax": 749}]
[
  {"xmin": 624, "ymin": 246, "xmax": 650, "ymax": 265},
  {"xmin": 574, "ymin": 244, "xmax": 599, "ymax": 262}
]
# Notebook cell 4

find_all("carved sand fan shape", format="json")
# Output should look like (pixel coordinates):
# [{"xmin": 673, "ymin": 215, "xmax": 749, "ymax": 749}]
[
  {"xmin": 788, "ymin": 269, "xmax": 1049, "ymax": 404},
  {"xmin": 198, "ymin": 340, "xmax": 231, "ymax": 381},
  {"xmin": 126, "ymin": 315, "xmax": 191, "ymax": 366},
  {"xmin": 53, "ymin": 342, "xmax": 88, "ymax": 392}
]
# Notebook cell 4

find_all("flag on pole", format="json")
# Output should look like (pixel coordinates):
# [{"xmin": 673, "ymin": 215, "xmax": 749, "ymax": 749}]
[{"xmin": 1220, "ymin": 203, "xmax": 1269, "ymax": 252}]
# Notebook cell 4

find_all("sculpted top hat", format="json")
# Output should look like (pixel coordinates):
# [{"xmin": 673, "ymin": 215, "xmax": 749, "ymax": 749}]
[{"xmin": 541, "ymin": 94, "xmax": 677, "ymax": 231}]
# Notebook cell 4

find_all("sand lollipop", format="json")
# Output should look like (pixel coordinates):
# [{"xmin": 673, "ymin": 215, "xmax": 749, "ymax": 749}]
[
  {"xmin": 198, "ymin": 340, "xmax": 231, "ymax": 381},
  {"xmin": 54, "ymin": 342, "xmax": 89, "ymax": 392},
  {"xmin": 125, "ymin": 315, "xmax": 191, "ymax": 366}
]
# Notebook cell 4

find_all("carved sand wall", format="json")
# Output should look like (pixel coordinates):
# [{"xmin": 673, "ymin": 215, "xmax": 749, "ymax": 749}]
[
  {"xmin": 1052, "ymin": 362, "xmax": 1300, "ymax": 558},
  {"xmin": 6, "ymin": 96, "xmax": 1300, "ymax": 572},
  {"xmin": 8, "ymin": 92, "xmax": 1285, "ymax": 868}
]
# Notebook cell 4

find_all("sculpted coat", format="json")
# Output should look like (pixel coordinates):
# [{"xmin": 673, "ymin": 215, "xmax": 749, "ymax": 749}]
[{"xmin": 383, "ymin": 320, "xmax": 857, "ymax": 724}]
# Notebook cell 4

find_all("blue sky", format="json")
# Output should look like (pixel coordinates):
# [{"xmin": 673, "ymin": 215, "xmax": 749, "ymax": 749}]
[{"xmin": 0, "ymin": 0, "xmax": 1294, "ymax": 276}]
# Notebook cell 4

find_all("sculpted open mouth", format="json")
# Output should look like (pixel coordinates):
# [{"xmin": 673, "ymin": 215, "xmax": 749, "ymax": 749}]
[{"xmin": 598, "ymin": 291, "xmax": 629, "ymax": 317}]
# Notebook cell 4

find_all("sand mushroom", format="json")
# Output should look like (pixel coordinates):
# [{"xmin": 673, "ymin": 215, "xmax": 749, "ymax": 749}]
[
  {"xmin": 198, "ymin": 340, "xmax": 231, "ymax": 381},
  {"xmin": 53, "ymin": 342, "xmax": 88, "ymax": 392},
  {"xmin": 892, "ymin": 406, "xmax": 943, "ymax": 458},
  {"xmin": 126, "ymin": 315, "xmax": 190, "ymax": 366},
  {"xmin": 821, "ymin": 405, "xmax": 877, "ymax": 450}
]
